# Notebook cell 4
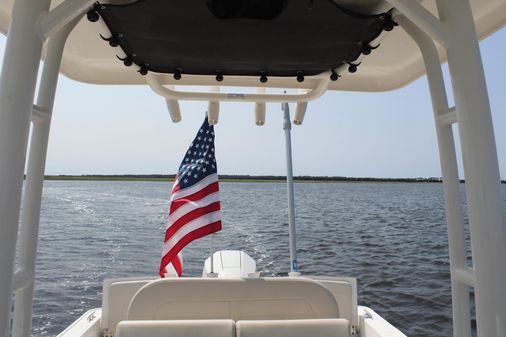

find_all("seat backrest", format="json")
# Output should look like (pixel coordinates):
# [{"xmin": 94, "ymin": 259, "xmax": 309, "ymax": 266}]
[
  {"xmin": 102, "ymin": 278, "xmax": 154, "ymax": 336},
  {"xmin": 307, "ymin": 277, "xmax": 358, "ymax": 328},
  {"xmin": 127, "ymin": 277, "xmax": 339, "ymax": 321},
  {"xmin": 236, "ymin": 319, "xmax": 351, "ymax": 337},
  {"xmin": 116, "ymin": 319, "xmax": 235, "ymax": 337}
]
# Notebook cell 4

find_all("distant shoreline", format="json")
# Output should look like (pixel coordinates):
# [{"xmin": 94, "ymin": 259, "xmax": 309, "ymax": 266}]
[{"xmin": 42, "ymin": 175, "xmax": 506, "ymax": 184}]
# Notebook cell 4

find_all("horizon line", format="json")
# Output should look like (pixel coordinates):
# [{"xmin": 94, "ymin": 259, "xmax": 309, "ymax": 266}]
[{"xmin": 39, "ymin": 174, "xmax": 506, "ymax": 184}]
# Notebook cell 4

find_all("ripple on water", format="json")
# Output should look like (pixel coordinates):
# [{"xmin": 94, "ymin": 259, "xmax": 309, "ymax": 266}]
[{"xmin": 31, "ymin": 181, "xmax": 506, "ymax": 337}]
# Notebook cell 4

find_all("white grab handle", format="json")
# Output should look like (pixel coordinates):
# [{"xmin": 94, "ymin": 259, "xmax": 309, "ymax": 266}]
[{"xmin": 146, "ymin": 71, "xmax": 332, "ymax": 103}]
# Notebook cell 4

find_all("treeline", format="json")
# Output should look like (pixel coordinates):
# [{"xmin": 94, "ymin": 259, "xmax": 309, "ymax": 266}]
[
  {"xmin": 218, "ymin": 175, "xmax": 445, "ymax": 183},
  {"xmin": 40, "ymin": 174, "xmax": 506, "ymax": 183}
]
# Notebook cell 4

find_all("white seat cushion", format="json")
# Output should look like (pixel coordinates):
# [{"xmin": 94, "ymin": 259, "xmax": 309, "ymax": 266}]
[
  {"xmin": 236, "ymin": 319, "xmax": 351, "ymax": 337},
  {"xmin": 127, "ymin": 278, "xmax": 339, "ymax": 321},
  {"xmin": 116, "ymin": 319, "xmax": 235, "ymax": 337},
  {"xmin": 102, "ymin": 279, "xmax": 153, "ymax": 336}
]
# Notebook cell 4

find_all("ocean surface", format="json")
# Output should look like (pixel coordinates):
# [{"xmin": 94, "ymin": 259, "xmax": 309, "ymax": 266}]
[{"xmin": 28, "ymin": 181, "xmax": 506, "ymax": 337}]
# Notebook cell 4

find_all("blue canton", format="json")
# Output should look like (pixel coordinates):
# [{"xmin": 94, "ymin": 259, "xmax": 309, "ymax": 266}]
[{"xmin": 177, "ymin": 118, "xmax": 217, "ymax": 190}]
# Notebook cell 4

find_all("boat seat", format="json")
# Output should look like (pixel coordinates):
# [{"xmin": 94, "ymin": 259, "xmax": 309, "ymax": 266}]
[
  {"xmin": 236, "ymin": 319, "xmax": 351, "ymax": 337},
  {"xmin": 115, "ymin": 319, "xmax": 235, "ymax": 337},
  {"xmin": 102, "ymin": 278, "xmax": 154, "ymax": 336},
  {"xmin": 127, "ymin": 277, "xmax": 339, "ymax": 321},
  {"xmin": 308, "ymin": 277, "xmax": 358, "ymax": 329}
]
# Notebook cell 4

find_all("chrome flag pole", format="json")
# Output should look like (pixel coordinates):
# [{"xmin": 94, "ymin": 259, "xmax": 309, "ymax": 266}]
[
  {"xmin": 210, "ymin": 235, "xmax": 214, "ymax": 274},
  {"xmin": 282, "ymin": 102, "xmax": 298, "ymax": 274}
]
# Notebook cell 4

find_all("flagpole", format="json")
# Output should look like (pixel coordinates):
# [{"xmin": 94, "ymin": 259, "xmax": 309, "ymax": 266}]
[
  {"xmin": 210, "ymin": 235, "xmax": 214, "ymax": 274},
  {"xmin": 282, "ymin": 102, "xmax": 298, "ymax": 274}
]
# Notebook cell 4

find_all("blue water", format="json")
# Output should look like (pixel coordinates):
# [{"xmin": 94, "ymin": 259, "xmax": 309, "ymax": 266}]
[{"xmin": 30, "ymin": 181, "xmax": 506, "ymax": 336}]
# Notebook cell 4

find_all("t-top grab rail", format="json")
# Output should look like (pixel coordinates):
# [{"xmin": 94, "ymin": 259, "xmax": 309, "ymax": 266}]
[{"xmin": 146, "ymin": 71, "xmax": 333, "ymax": 104}]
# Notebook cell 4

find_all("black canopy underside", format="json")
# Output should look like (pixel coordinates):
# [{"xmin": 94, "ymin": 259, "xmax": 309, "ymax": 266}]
[{"xmin": 95, "ymin": 0, "xmax": 390, "ymax": 77}]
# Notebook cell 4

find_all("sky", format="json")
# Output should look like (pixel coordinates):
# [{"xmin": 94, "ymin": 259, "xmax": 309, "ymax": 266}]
[{"xmin": 0, "ymin": 29, "xmax": 504, "ymax": 179}]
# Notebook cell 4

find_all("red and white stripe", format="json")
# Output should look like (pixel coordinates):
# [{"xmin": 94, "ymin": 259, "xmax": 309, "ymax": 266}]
[{"xmin": 159, "ymin": 173, "xmax": 222, "ymax": 277}]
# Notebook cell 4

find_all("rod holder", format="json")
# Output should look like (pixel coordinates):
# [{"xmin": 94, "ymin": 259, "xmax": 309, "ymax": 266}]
[
  {"xmin": 255, "ymin": 88, "xmax": 266, "ymax": 125},
  {"xmin": 207, "ymin": 86, "xmax": 220, "ymax": 124},
  {"xmin": 293, "ymin": 101, "xmax": 308, "ymax": 125},
  {"xmin": 165, "ymin": 96, "xmax": 181, "ymax": 123}
]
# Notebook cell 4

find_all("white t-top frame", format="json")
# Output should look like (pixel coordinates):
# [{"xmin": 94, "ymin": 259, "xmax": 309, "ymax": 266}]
[{"xmin": 0, "ymin": 0, "xmax": 504, "ymax": 337}]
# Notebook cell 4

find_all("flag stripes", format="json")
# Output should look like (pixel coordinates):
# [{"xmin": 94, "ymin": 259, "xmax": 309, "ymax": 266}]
[{"xmin": 159, "ymin": 118, "xmax": 221, "ymax": 277}]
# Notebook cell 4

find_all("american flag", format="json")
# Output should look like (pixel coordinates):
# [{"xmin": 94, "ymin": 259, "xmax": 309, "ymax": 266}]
[{"xmin": 160, "ymin": 117, "xmax": 222, "ymax": 277}]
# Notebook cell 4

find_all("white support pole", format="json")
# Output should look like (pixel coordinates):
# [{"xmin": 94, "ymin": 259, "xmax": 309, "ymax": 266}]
[
  {"xmin": 436, "ymin": 0, "xmax": 506, "ymax": 335},
  {"xmin": 282, "ymin": 103, "xmax": 298, "ymax": 273},
  {"xmin": 0, "ymin": 0, "xmax": 51, "ymax": 335},
  {"xmin": 38, "ymin": 0, "xmax": 95, "ymax": 40},
  {"xmin": 210, "ymin": 235, "xmax": 214, "ymax": 274},
  {"xmin": 398, "ymin": 16, "xmax": 472, "ymax": 337},
  {"xmin": 387, "ymin": 1, "xmax": 447, "ymax": 47},
  {"xmin": 11, "ymin": 21, "xmax": 76, "ymax": 337}
]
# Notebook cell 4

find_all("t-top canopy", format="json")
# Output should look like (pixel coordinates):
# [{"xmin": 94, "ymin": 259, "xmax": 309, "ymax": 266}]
[
  {"xmin": 1, "ymin": 0, "xmax": 503, "ymax": 90},
  {"xmin": 92, "ymin": 0, "xmax": 392, "ymax": 79}
]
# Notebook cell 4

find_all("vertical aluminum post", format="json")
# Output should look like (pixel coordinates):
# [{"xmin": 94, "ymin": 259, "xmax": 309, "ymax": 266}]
[
  {"xmin": 436, "ymin": 0, "xmax": 506, "ymax": 335},
  {"xmin": 398, "ymin": 16, "xmax": 471, "ymax": 337},
  {"xmin": 210, "ymin": 236, "xmax": 214, "ymax": 273},
  {"xmin": 12, "ymin": 22, "xmax": 76, "ymax": 337},
  {"xmin": 0, "ymin": 0, "xmax": 51, "ymax": 335},
  {"xmin": 282, "ymin": 103, "xmax": 298, "ymax": 273}
]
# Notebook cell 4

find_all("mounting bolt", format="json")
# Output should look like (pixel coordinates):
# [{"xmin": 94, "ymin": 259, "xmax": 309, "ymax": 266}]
[
  {"xmin": 330, "ymin": 70, "xmax": 339, "ymax": 81},
  {"xmin": 348, "ymin": 64, "xmax": 358, "ymax": 73},
  {"xmin": 123, "ymin": 56, "xmax": 133, "ymax": 67},
  {"xmin": 108, "ymin": 34, "xmax": 120, "ymax": 47},
  {"xmin": 362, "ymin": 44, "xmax": 372, "ymax": 55},
  {"xmin": 86, "ymin": 9, "xmax": 99, "ymax": 22},
  {"xmin": 383, "ymin": 15, "xmax": 397, "ymax": 31},
  {"xmin": 138, "ymin": 66, "xmax": 148, "ymax": 76},
  {"xmin": 296, "ymin": 71, "xmax": 305, "ymax": 83},
  {"xmin": 174, "ymin": 68, "xmax": 182, "ymax": 80},
  {"xmin": 216, "ymin": 71, "xmax": 224, "ymax": 82},
  {"xmin": 384, "ymin": 21, "xmax": 395, "ymax": 31},
  {"xmin": 260, "ymin": 71, "xmax": 268, "ymax": 83}
]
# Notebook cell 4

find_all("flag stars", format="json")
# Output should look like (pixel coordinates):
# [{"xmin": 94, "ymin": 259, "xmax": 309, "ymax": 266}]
[{"xmin": 174, "ymin": 120, "xmax": 217, "ymax": 189}]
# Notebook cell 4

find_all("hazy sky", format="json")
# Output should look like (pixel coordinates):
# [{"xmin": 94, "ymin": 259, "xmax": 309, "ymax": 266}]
[{"xmin": 0, "ymin": 29, "xmax": 504, "ymax": 178}]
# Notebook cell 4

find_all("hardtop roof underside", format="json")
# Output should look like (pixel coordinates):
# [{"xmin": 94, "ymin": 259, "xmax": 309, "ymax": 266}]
[{"xmin": 0, "ymin": 0, "xmax": 504, "ymax": 90}]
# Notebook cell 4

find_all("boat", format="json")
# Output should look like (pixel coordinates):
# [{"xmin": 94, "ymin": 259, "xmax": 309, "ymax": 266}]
[{"xmin": 0, "ymin": 0, "xmax": 505, "ymax": 336}]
